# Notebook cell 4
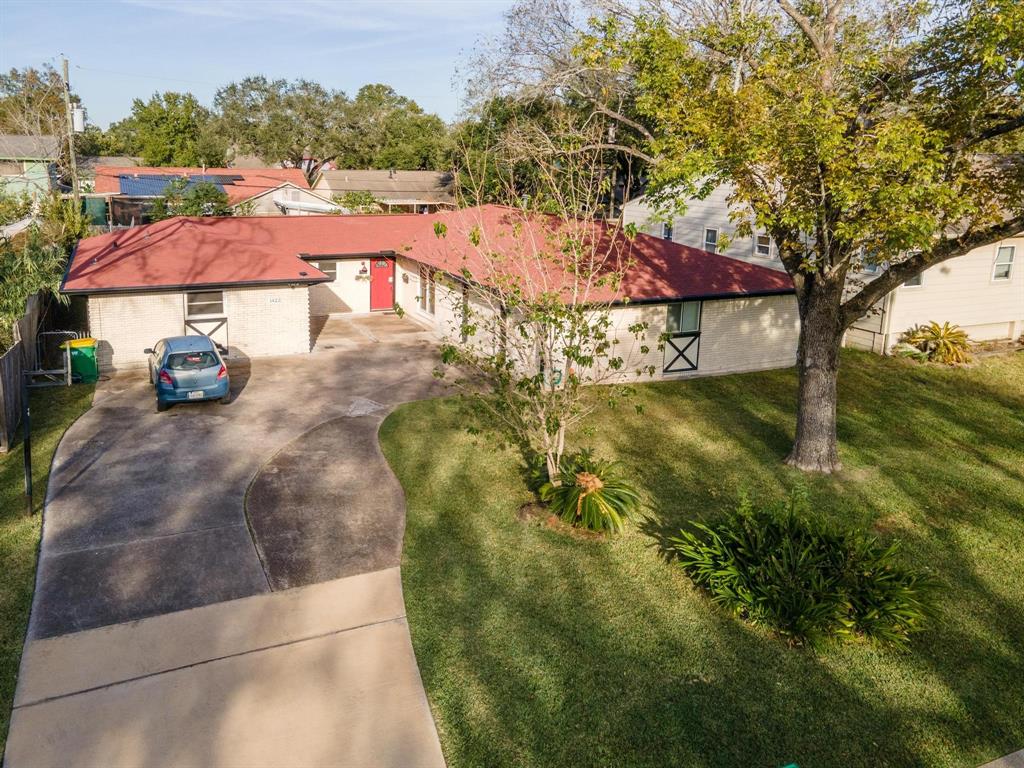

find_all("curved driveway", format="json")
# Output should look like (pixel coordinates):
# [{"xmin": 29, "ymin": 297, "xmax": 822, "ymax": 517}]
[
  {"xmin": 6, "ymin": 314, "xmax": 448, "ymax": 768},
  {"xmin": 29, "ymin": 314, "xmax": 444, "ymax": 639}
]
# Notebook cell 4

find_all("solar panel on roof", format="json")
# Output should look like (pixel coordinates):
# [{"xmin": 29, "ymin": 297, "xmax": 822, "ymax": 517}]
[{"xmin": 118, "ymin": 175, "xmax": 228, "ymax": 196}]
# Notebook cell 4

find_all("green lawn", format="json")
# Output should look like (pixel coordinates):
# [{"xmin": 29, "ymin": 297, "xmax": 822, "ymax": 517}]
[
  {"xmin": 380, "ymin": 350, "xmax": 1024, "ymax": 768},
  {"xmin": 0, "ymin": 384, "xmax": 93, "ymax": 753}
]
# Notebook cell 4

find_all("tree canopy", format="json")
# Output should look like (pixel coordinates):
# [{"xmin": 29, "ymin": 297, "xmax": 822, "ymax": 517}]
[
  {"xmin": 214, "ymin": 76, "xmax": 346, "ymax": 174},
  {"xmin": 212, "ymin": 79, "xmax": 451, "ymax": 178},
  {"xmin": 468, "ymin": 0, "xmax": 1023, "ymax": 472},
  {"xmin": 103, "ymin": 92, "xmax": 226, "ymax": 166}
]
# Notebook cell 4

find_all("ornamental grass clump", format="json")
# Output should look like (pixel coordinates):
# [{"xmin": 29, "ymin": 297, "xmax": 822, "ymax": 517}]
[
  {"xmin": 670, "ymin": 489, "xmax": 936, "ymax": 648},
  {"xmin": 539, "ymin": 451, "xmax": 641, "ymax": 534}
]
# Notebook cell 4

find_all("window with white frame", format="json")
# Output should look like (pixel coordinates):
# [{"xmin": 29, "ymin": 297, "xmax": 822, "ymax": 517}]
[
  {"xmin": 703, "ymin": 228, "xmax": 719, "ymax": 253},
  {"xmin": 662, "ymin": 222, "xmax": 673, "ymax": 240},
  {"xmin": 754, "ymin": 234, "xmax": 772, "ymax": 257},
  {"xmin": 315, "ymin": 261, "xmax": 337, "ymax": 280},
  {"xmin": 185, "ymin": 291, "xmax": 224, "ymax": 318},
  {"xmin": 903, "ymin": 273, "xmax": 923, "ymax": 288},
  {"xmin": 993, "ymin": 245, "xmax": 1015, "ymax": 281}
]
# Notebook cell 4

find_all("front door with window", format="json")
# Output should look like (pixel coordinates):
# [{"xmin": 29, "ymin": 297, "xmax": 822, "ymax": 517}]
[
  {"xmin": 663, "ymin": 301, "xmax": 702, "ymax": 373},
  {"xmin": 184, "ymin": 290, "xmax": 228, "ymax": 350},
  {"xmin": 370, "ymin": 256, "xmax": 395, "ymax": 311}
]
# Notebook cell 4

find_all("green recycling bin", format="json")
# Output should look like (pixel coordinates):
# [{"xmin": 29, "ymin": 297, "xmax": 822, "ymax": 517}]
[{"xmin": 62, "ymin": 337, "xmax": 99, "ymax": 383}]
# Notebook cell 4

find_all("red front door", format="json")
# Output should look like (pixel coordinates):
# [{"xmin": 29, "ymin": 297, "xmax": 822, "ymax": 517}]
[{"xmin": 369, "ymin": 256, "xmax": 395, "ymax": 311}]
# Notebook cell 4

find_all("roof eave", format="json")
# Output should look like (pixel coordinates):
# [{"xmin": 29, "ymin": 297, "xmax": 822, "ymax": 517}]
[
  {"xmin": 618, "ymin": 287, "xmax": 796, "ymax": 305},
  {"xmin": 61, "ymin": 276, "xmax": 331, "ymax": 296}
]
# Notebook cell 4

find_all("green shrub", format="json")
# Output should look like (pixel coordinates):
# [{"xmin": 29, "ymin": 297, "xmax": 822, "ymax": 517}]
[
  {"xmin": 900, "ymin": 321, "xmax": 971, "ymax": 364},
  {"xmin": 670, "ymin": 489, "xmax": 936, "ymax": 648},
  {"xmin": 0, "ymin": 187, "xmax": 32, "ymax": 226},
  {"xmin": 539, "ymin": 450, "xmax": 641, "ymax": 534}
]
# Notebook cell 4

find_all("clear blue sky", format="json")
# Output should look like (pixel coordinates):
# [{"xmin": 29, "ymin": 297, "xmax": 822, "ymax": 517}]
[{"xmin": 0, "ymin": 0, "xmax": 512, "ymax": 128}]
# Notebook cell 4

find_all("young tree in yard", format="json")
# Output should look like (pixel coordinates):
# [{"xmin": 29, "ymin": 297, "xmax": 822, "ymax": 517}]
[
  {"xmin": 432, "ymin": 117, "xmax": 653, "ymax": 481},
  {"xmin": 569, "ymin": 0, "xmax": 1024, "ymax": 471},
  {"xmin": 149, "ymin": 179, "xmax": 232, "ymax": 221}
]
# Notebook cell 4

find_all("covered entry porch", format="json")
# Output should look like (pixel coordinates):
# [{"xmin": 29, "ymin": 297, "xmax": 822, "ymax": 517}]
[{"xmin": 309, "ymin": 311, "xmax": 438, "ymax": 353}]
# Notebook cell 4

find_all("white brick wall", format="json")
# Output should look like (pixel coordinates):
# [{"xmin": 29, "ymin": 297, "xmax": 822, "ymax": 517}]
[
  {"xmin": 309, "ymin": 259, "xmax": 372, "ymax": 315},
  {"xmin": 608, "ymin": 294, "xmax": 800, "ymax": 381},
  {"xmin": 225, "ymin": 285, "xmax": 310, "ymax": 358},
  {"xmin": 87, "ymin": 285, "xmax": 310, "ymax": 371},
  {"xmin": 89, "ymin": 292, "xmax": 184, "ymax": 371}
]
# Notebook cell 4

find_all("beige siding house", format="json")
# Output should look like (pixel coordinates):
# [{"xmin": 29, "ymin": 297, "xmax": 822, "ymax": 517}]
[
  {"xmin": 623, "ymin": 188, "xmax": 1024, "ymax": 351},
  {"xmin": 312, "ymin": 169, "xmax": 456, "ymax": 213},
  {"xmin": 239, "ymin": 183, "xmax": 342, "ymax": 216},
  {"xmin": 623, "ymin": 185, "xmax": 785, "ymax": 271},
  {"xmin": 845, "ymin": 237, "xmax": 1023, "ymax": 352}
]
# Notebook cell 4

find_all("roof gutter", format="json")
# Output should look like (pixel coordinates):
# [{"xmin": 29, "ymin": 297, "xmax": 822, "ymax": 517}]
[
  {"xmin": 618, "ymin": 287, "xmax": 796, "ymax": 306},
  {"xmin": 61, "ymin": 275, "xmax": 331, "ymax": 296}
]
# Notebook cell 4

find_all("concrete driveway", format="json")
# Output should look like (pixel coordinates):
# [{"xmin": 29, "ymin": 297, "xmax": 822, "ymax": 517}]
[{"xmin": 6, "ymin": 314, "xmax": 448, "ymax": 767}]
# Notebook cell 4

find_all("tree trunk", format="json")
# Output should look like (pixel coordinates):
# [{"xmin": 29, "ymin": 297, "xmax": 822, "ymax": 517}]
[{"xmin": 785, "ymin": 278, "xmax": 846, "ymax": 473}]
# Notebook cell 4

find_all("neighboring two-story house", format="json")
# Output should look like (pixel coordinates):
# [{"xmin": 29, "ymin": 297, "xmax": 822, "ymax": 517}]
[{"xmin": 622, "ymin": 187, "xmax": 1024, "ymax": 351}]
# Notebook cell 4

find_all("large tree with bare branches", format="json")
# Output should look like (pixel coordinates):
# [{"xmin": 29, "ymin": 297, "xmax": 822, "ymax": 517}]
[{"xmin": 476, "ymin": 0, "xmax": 1023, "ymax": 472}]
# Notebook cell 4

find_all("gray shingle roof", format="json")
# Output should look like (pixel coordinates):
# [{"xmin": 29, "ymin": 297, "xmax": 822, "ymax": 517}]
[
  {"xmin": 315, "ymin": 169, "xmax": 456, "ymax": 204},
  {"xmin": 0, "ymin": 134, "xmax": 60, "ymax": 160}
]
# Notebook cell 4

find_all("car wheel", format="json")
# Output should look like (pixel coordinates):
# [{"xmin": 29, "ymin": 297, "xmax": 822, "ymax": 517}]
[{"xmin": 156, "ymin": 400, "xmax": 169, "ymax": 413}]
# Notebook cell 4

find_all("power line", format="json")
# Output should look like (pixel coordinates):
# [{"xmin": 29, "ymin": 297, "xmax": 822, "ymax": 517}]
[{"xmin": 72, "ymin": 64, "xmax": 220, "ymax": 88}]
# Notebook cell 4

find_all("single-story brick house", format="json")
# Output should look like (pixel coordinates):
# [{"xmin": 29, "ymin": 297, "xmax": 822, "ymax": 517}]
[{"xmin": 63, "ymin": 206, "xmax": 798, "ymax": 376}]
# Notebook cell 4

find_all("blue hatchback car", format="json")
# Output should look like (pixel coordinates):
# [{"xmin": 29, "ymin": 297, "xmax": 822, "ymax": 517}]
[{"xmin": 144, "ymin": 336, "xmax": 230, "ymax": 412}]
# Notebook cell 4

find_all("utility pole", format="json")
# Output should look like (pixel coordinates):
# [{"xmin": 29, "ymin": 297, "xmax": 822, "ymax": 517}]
[{"xmin": 61, "ymin": 57, "xmax": 80, "ymax": 206}]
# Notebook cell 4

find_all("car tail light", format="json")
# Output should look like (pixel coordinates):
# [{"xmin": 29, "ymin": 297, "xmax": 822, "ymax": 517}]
[
  {"xmin": 158, "ymin": 369, "xmax": 174, "ymax": 386},
  {"xmin": 216, "ymin": 365, "xmax": 227, "ymax": 380}
]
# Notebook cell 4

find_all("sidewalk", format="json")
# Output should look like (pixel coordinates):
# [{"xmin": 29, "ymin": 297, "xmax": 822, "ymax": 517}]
[{"xmin": 5, "ymin": 568, "xmax": 445, "ymax": 768}]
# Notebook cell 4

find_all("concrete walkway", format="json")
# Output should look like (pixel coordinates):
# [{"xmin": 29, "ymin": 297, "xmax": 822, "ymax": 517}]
[
  {"xmin": 982, "ymin": 750, "xmax": 1024, "ymax": 768},
  {"xmin": 6, "ymin": 569, "xmax": 445, "ymax": 767},
  {"xmin": 6, "ymin": 314, "xmax": 447, "ymax": 767}
]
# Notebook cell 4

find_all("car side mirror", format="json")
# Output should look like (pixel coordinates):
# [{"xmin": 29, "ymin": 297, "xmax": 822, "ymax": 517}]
[{"xmin": 143, "ymin": 348, "xmax": 154, "ymax": 355}]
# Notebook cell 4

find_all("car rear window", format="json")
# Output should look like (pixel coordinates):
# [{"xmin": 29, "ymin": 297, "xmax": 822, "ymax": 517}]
[{"xmin": 166, "ymin": 351, "xmax": 218, "ymax": 370}]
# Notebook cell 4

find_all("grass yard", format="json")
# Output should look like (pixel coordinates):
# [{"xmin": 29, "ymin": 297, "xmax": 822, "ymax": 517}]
[
  {"xmin": 380, "ymin": 350, "xmax": 1024, "ymax": 768},
  {"xmin": 0, "ymin": 384, "xmax": 93, "ymax": 753}
]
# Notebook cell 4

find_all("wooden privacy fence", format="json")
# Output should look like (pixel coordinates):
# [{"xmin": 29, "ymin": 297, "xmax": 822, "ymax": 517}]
[{"xmin": 0, "ymin": 294, "xmax": 42, "ymax": 452}]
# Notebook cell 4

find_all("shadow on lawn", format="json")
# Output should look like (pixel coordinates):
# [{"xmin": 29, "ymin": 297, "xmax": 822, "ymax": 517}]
[{"xmin": 389, "ymin": 352, "xmax": 1024, "ymax": 768}]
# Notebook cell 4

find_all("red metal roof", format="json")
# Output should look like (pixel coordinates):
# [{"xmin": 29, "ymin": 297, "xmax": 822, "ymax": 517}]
[
  {"xmin": 92, "ymin": 166, "xmax": 310, "ymax": 205},
  {"xmin": 63, "ymin": 206, "xmax": 794, "ymax": 301}
]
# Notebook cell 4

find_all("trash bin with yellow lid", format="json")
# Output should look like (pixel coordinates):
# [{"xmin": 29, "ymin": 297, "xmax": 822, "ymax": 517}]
[{"xmin": 61, "ymin": 337, "xmax": 99, "ymax": 383}]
